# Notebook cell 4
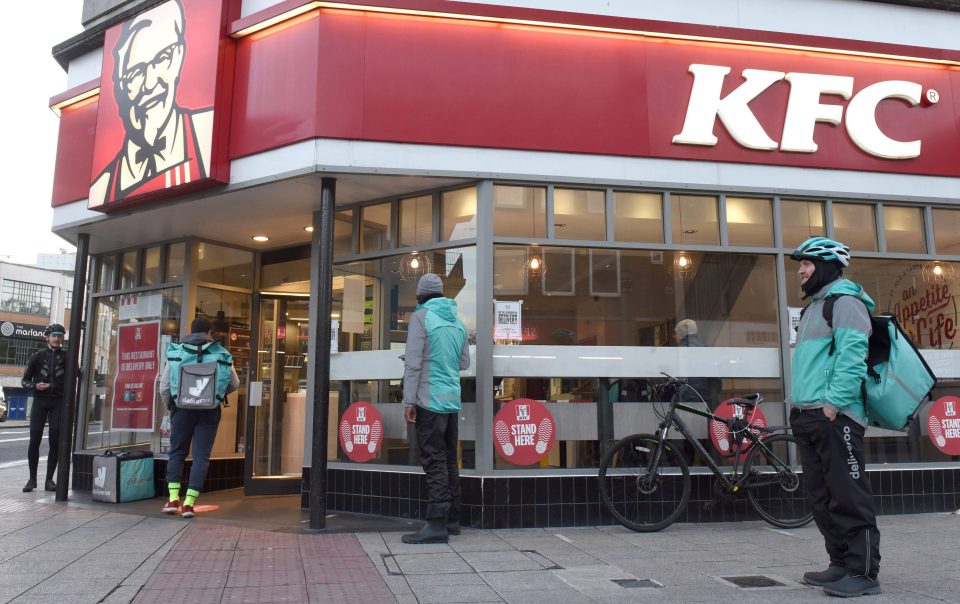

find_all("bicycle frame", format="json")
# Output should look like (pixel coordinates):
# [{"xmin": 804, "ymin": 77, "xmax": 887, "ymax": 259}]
[{"xmin": 649, "ymin": 395, "xmax": 792, "ymax": 493}]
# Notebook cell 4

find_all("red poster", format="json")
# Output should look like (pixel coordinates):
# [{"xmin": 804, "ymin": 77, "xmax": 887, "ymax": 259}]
[
  {"xmin": 339, "ymin": 402, "xmax": 384, "ymax": 462},
  {"xmin": 494, "ymin": 399, "xmax": 556, "ymax": 465},
  {"xmin": 927, "ymin": 396, "xmax": 960, "ymax": 456},
  {"xmin": 709, "ymin": 399, "xmax": 768, "ymax": 462},
  {"xmin": 112, "ymin": 321, "xmax": 161, "ymax": 432}
]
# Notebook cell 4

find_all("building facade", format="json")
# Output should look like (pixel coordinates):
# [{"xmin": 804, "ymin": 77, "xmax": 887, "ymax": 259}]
[
  {"xmin": 0, "ymin": 261, "xmax": 74, "ymax": 420},
  {"xmin": 47, "ymin": 0, "xmax": 960, "ymax": 527}
]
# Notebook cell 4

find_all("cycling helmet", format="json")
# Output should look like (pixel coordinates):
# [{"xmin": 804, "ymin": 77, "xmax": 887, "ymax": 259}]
[
  {"xmin": 44, "ymin": 324, "xmax": 66, "ymax": 336},
  {"xmin": 790, "ymin": 237, "xmax": 851, "ymax": 267}
]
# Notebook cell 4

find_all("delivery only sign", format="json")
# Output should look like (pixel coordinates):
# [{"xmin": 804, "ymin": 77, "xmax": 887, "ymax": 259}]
[
  {"xmin": 493, "ymin": 398, "xmax": 557, "ymax": 465},
  {"xmin": 927, "ymin": 396, "xmax": 960, "ymax": 456},
  {"xmin": 111, "ymin": 321, "xmax": 161, "ymax": 432}
]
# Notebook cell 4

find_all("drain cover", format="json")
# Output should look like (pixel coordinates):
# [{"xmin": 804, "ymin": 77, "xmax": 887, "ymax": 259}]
[
  {"xmin": 612, "ymin": 579, "xmax": 663, "ymax": 589},
  {"xmin": 722, "ymin": 576, "xmax": 786, "ymax": 588}
]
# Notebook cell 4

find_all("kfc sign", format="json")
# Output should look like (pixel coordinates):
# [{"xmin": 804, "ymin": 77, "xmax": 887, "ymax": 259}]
[
  {"xmin": 673, "ymin": 64, "xmax": 934, "ymax": 160},
  {"xmin": 89, "ymin": 0, "xmax": 236, "ymax": 210}
]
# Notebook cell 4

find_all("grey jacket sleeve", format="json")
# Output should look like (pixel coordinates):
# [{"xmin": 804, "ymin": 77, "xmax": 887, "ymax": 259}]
[
  {"xmin": 226, "ymin": 366, "xmax": 240, "ymax": 395},
  {"xmin": 159, "ymin": 363, "xmax": 171, "ymax": 406},
  {"xmin": 403, "ymin": 310, "xmax": 427, "ymax": 407},
  {"xmin": 460, "ymin": 332, "xmax": 471, "ymax": 371}
]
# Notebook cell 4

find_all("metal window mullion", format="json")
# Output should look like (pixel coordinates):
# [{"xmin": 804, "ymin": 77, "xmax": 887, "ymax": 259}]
[
  {"xmin": 718, "ymin": 193, "xmax": 729, "ymax": 247},
  {"xmin": 824, "ymin": 199, "xmax": 835, "ymax": 239},
  {"xmin": 774, "ymin": 251, "xmax": 792, "ymax": 457},
  {"xmin": 924, "ymin": 205, "xmax": 936, "ymax": 255},
  {"xmin": 351, "ymin": 205, "xmax": 361, "ymax": 255},
  {"xmin": 662, "ymin": 192, "xmax": 673, "ymax": 245},
  {"xmin": 772, "ymin": 196, "xmax": 784, "ymax": 249},
  {"xmin": 433, "ymin": 191, "xmax": 442, "ymax": 244},
  {"xmin": 605, "ymin": 188, "xmax": 614, "ymax": 242},
  {"xmin": 546, "ymin": 185, "xmax": 555, "ymax": 240},
  {"xmin": 182, "ymin": 239, "xmax": 198, "ymax": 339},
  {"xmin": 475, "ymin": 180, "xmax": 495, "ymax": 474},
  {"xmin": 875, "ymin": 202, "xmax": 887, "ymax": 253}
]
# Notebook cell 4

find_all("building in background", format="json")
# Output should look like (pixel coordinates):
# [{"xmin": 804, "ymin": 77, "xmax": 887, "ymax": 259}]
[
  {"xmin": 43, "ymin": 0, "xmax": 960, "ymax": 527},
  {"xmin": 36, "ymin": 251, "xmax": 78, "ymax": 273},
  {"xmin": 0, "ymin": 261, "xmax": 73, "ymax": 420}
]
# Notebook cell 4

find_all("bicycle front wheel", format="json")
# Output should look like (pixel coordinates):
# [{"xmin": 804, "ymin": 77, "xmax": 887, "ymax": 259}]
[
  {"xmin": 744, "ymin": 433, "xmax": 813, "ymax": 529},
  {"xmin": 599, "ymin": 434, "xmax": 690, "ymax": 532}
]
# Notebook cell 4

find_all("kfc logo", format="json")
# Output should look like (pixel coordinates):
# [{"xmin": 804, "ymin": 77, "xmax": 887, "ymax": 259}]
[
  {"xmin": 673, "ymin": 64, "xmax": 932, "ymax": 160},
  {"xmin": 516, "ymin": 404, "xmax": 530, "ymax": 422},
  {"xmin": 90, "ymin": 0, "xmax": 233, "ymax": 209}
]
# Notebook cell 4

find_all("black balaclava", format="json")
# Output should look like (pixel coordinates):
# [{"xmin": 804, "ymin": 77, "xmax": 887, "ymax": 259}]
[
  {"xmin": 801, "ymin": 258, "xmax": 843, "ymax": 299},
  {"xmin": 417, "ymin": 292, "xmax": 443, "ymax": 305}
]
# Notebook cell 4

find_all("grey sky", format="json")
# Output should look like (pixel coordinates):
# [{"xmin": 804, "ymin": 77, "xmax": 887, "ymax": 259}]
[{"xmin": 0, "ymin": 1, "xmax": 82, "ymax": 264}]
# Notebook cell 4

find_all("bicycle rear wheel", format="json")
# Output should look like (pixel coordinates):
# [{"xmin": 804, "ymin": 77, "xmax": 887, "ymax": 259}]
[
  {"xmin": 744, "ymin": 433, "xmax": 813, "ymax": 528},
  {"xmin": 599, "ymin": 434, "xmax": 690, "ymax": 532}
]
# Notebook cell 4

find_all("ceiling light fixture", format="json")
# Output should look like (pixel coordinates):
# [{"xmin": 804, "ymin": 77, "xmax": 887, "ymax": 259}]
[
  {"xmin": 252, "ymin": 235, "xmax": 270, "ymax": 242},
  {"xmin": 305, "ymin": 226, "xmax": 314, "ymax": 232}
]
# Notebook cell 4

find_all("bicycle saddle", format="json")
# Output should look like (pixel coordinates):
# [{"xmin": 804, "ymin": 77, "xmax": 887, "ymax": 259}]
[{"xmin": 726, "ymin": 393, "xmax": 763, "ymax": 409}]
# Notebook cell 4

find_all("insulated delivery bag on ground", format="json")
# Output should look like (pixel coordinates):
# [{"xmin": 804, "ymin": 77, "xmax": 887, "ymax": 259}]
[
  {"xmin": 91, "ymin": 450, "xmax": 155, "ymax": 503},
  {"xmin": 820, "ymin": 294, "xmax": 937, "ymax": 431}
]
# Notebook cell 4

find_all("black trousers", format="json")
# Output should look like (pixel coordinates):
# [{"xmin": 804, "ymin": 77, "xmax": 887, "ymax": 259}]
[
  {"xmin": 415, "ymin": 407, "xmax": 461, "ymax": 521},
  {"xmin": 791, "ymin": 408, "xmax": 881, "ymax": 578},
  {"xmin": 28, "ymin": 398, "xmax": 62, "ymax": 482},
  {"xmin": 166, "ymin": 407, "xmax": 221, "ymax": 492}
]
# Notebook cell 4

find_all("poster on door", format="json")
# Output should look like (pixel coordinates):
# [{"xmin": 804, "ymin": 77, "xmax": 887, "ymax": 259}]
[
  {"xmin": 111, "ymin": 321, "xmax": 161, "ymax": 432},
  {"xmin": 493, "ymin": 398, "xmax": 556, "ymax": 465},
  {"xmin": 339, "ymin": 402, "xmax": 384, "ymax": 462},
  {"xmin": 709, "ymin": 399, "xmax": 767, "ymax": 462},
  {"xmin": 927, "ymin": 396, "xmax": 960, "ymax": 456}
]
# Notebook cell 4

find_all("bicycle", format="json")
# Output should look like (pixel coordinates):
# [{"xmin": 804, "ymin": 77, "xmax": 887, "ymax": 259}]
[{"xmin": 598, "ymin": 374, "xmax": 813, "ymax": 532}]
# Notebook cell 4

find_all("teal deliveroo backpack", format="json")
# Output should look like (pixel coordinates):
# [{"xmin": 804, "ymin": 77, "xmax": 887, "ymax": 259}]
[
  {"xmin": 811, "ymin": 294, "xmax": 937, "ymax": 431},
  {"xmin": 167, "ymin": 340, "xmax": 234, "ymax": 410}
]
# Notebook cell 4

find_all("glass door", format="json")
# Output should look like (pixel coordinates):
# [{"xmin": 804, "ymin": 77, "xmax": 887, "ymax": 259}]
[{"xmin": 245, "ymin": 295, "xmax": 309, "ymax": 494}]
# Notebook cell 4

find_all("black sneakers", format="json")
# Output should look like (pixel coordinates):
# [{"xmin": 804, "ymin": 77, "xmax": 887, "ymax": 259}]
[
  {"xmin": 822, "ymin": 574, "xmax": 881, "ymax": 598},
  {"xmin": 803, "ymin": 565, "xmax": 848, "ymax": 586},
  {"xmin": 22, "ymin": 479, "xmax": 37, "ymax": 493}
]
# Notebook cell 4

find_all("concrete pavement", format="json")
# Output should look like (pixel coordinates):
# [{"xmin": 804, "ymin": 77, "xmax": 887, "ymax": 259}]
[{"xmin": 1, "ymin": 458, "xmax": 958, "ymax": 603}]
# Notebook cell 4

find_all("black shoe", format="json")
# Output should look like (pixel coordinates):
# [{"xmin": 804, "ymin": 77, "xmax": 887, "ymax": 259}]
[
  {"xmin": 402, "ymin": 519, "xmax": 449, "ymax": 544},
  {"xmin": 22, "ymin": 479, "xmax": 37, "ymax": 493},
  {"xmin": 803, "ymin": 565, "xmax": 848, "ymax": 586},
  {"xmin": 447, "ymin": 521, "xmax": 461, "ymax": 536},
  {"xmin": 44, "ymin": 479, "xmax": 57, "ymax": 492},
  {"xmin": 822, "ymin": 574, "xmax": 881, "ymax": 597}
]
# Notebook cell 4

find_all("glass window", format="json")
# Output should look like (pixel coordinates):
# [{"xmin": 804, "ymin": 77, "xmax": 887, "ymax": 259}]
[
  {"xmin": 671, "ymin": 195, "xmax": 719, "ymax": 245},
  {"xmin": 97, "ymin": 255, "xmax": 117, "ymax": 292},
  {"xmin": 334, "ymin": 209, "xmax": 354, "ymax": 256},
  {"xmin": 82, "ymin": 288, "xmax": 181, "ymax": 451},
  {"xmin": 165, "ymin": 242, "xmax": 185, "ymax": 282},
  {"xmin": 197, "ymin": 243, "xmax": 254, "ymax": 289},
  {"xmin": 361, "ymin": 203, "xmax": 392, "ymax": 252},
  {"xmin": 441, "ymin": 187, "xmax": 477, "ymax": 241},
  {"xmin": 0, "ymin": 336, "xmax": 41, "ymax": 366},
  {"xmin": 399, "ymin": 195, "xmax": 433, "ymax": 247},
  {"xmin": 331, "ymin": 247, "xmax": 477, "ymax": 468},
  {"xmin": 613, "ymin": 192, "xmax": 662, "ymax": 243},
  {"xmin": 1, "ymin": 280, "xmax": 53, "ymax": 316},
  {"xmin": 883, "ymin": 205, "xmax": 925, "ymax": 254},
  {"xmin": 833, "ymin": 203, "xmax": 878, "ymax": 252},
  {"xmin": 726, "ymin": 197, "xmax": 773, "ymax": 247},
  {"xmin": 142, "ymin": 246, "xmax": 162, "ymax": 286},
  {"xmin": 554, "ymin": 188, "xmax": 605, "ymax": 241},
  {"xmin": 781, "ymin": 199, "xmax": 825, "ymax": 248},
  {"xmin": 932, "ymin": 208, "xmax": 960, "ymax": 255},
  {"xmin": 493, "ymin": 185, "xmax": 546, "ymax": 238},
  {"xmin": 119, "ymin": 250, "xmax": 137, "ymax": 289}
]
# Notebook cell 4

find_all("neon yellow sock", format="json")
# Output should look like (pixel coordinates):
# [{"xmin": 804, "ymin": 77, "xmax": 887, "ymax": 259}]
[
  {"xmin": 184, "ymin": 489, "xmax": 200, "ymax": 507},
  {"xmin": 168, "ymin": 482, "xmax": 180, "ymax": 502}
]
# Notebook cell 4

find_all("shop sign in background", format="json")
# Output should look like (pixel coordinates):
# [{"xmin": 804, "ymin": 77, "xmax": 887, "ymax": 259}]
[
  {"xmin": 111, "ymin": 321, "xmax": 160, "ymax": 432},
  {"xmin": 494, "ymin": 398, "xmax": 556, "ymax": 465},
  {"xmin": 927, "ymin": 396, "xmax": 960, "ymax": 456},
  {"xmin": 339, "ymin": 402, "xmax": 384, "ymax": 462}
]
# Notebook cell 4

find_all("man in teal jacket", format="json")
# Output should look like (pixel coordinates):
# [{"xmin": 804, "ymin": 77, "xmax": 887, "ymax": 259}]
[
  {"xmin": 402, "ymin": 273, "xmax": 471, "ymax": 544},
  {"xmin": 790, "ymin": 237, "xmax": 880, "ymax": 597}
]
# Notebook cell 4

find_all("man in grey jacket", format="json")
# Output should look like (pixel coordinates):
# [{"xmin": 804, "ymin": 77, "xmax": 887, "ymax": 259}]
[{"xmin": 402, "ymin": 273, "xmax": 471, "ymax": 544}]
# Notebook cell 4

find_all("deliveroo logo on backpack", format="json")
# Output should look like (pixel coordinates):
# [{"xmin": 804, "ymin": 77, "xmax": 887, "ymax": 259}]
[
  {"xmin": 189, "ymin": 377, "xmax": 210, "ymax": 398},
  {"xmin": 94, "ymin": 466, "xmax": 107, "ymax": 489}
]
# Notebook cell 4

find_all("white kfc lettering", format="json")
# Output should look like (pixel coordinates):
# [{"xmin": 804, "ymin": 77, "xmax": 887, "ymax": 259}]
[{"xmin": 672, "ymin": 64, "xmax": 925, "ymax": 159}]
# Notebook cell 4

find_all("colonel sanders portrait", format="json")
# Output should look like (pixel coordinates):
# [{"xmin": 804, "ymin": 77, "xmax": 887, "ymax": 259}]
[{"xmin": 90, "ymin": 0, "xmax": 213, "ymax": 206}]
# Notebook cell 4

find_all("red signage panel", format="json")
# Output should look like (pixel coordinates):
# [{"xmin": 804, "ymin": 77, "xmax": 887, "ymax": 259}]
[
  {"xmin": 493, "ymin": 398, "xmax": 556, "ymax": 465},
  {"xmin": 111, "ymin": 321, "xmax": 161, "ymax": 432},
  {"xmin": 928, "ymin": 396, "xmax": 960, "ymax": 456},
  {"xmin": 339, "ymin": 402, "xmax": 384, "ymax": 462},
  {"xmin": 709, "ymin": 399, "xmax": 768, "ymax": 462},
  {"xmin": 89, "ymin": 0, "xmax": 238, "ymax": 211}
]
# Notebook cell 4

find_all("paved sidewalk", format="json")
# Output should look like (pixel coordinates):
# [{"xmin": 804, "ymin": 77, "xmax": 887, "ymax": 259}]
[{"xmin": 0, "ymin": 458, "xmax": 958, "ymax": 602}]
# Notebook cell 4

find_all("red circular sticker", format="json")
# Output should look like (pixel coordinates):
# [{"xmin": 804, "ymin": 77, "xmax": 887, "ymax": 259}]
[
  {"xmin": 493, "ymin": 398, "xmax": 557, "ymax": 465},
  {"xmin": 927, "ymin": 396, "xmax": 960, "ymax": 456},
  {"xmin": 339, "ymin": 402, "xmax": 384, "ymax": 462},
  {"xmin": 709, "ymin": 399, "xmax": 767, "ymax": 461}
]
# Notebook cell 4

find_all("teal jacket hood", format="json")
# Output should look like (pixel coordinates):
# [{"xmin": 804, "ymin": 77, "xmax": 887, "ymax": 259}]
[
  {"xmin": 423, "ymin": 297, "xmax": 459, "ymax": 323},
  {"xmin": 819, "ymin": 278, "xmax": 875, "ymax": 314}
]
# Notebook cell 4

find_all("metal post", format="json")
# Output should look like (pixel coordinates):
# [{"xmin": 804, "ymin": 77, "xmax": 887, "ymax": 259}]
[
  {"xmin": 309, "ymin": 178, "xmax": 336, "ymax": 529},
  {"xmin": 57, "ymin": 234, "xmax": 89, "ymax": 501}
]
